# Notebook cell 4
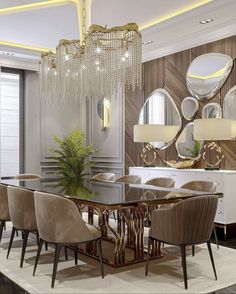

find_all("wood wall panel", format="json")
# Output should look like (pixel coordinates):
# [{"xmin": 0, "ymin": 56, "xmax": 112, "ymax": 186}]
[{"xmin": 125, "ymin": 35, "xmax": 236, "ymax": 171}]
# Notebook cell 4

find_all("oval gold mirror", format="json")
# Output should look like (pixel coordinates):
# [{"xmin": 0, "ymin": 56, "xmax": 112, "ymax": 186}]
[
  {"xmin": 181, "ymin": 97, "xmax": 199, "ymax": 120},
  {"xmin": 139, "ymin": 88, "xmax": 182, "ymax": 149},
  {"xmin": 186, "ymin": 53, "xmax": 233, "ymax": 100},
  {"xmin": 202, "ymin": 103, "xmax": 222, "ymax": 118},
  {"xmin": 175, "ymin": 122, "xmax": 203, "ymax": 160},
  {"xmin": 223, "ymin": 85, "xmax": 236, "ymax": 119}
]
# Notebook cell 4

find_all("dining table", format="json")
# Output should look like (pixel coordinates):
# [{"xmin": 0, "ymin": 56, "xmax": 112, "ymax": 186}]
[{"xmin": 1, "ymin": 177, "xmax": 223, "ymax": 267}]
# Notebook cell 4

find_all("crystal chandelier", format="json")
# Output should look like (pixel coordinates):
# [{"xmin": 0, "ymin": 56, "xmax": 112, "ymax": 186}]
[{"xmin": 39, "ymin": 23, "xmax": 142, "ymax": 103}]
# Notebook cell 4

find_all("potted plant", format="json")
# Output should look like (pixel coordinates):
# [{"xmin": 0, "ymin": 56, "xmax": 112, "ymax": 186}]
[{"xmin": 51, "ymin": 129, "xmax": 96, "ymax": 182}]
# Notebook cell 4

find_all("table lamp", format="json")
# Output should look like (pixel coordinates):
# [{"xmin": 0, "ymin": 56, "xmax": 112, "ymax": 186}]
[
  {"xmin": 193, "ymin": 118, "xmax": 233, "ymax": 169},
  {"xmin": 133, "ymin": 124, "xmax": 179, "ymax": 166}
]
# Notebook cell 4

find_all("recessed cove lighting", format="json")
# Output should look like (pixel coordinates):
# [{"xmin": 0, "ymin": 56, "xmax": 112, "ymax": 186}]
[
  {"xmin": 200, "ymin": 19, "xmax": 214, "ymax": 24},
  {"xmin": 0, "ymin": 51, "xmax": 14, "ymax": 56},
  {"xmin": 142, "ymin": 41, "xmax": 153, "ymax": 45}
]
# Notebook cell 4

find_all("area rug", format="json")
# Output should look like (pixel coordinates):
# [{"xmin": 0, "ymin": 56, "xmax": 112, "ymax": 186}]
[{"xmin": 0, "ymin": 224, "xmax": 236, "ymax": 293}]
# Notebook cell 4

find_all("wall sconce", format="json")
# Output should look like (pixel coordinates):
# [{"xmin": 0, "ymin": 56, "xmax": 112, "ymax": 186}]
[{"xmin": 97, "ymin": 98, "xmax": 110, "ymax": 131}]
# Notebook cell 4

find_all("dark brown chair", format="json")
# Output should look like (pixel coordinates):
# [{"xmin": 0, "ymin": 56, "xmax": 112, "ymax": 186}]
[
  {"xmin": 146, "ymin": 195, "xmax": 218, "ymax": 289},
  {"xmin": 92, "ymin": 173, "xmax": 115, "ymax": 182},
  {"xmin": 181, "ymin": 181, "xmax": 219, "ymax": 252},
  {"xmin": 7, "ymin": 186, "xmax": 38, "ymax": 267},
  {"xmin": 145, "ymin": 177, "xmax": 175, "ymax": 188},
  {"xmin": 116, "ymin": 175, "xmax": 141, "ymax": 184},
  {"xmin": 33, "ymin": 191, "xmax": 104, "ymax": 288},
  {"xmin": 0, "ymin": 184, "xmax": 11, "ymax": 243}
]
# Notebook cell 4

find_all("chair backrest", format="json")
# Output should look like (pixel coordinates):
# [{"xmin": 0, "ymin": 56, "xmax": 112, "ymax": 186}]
[
  {"xmin": 92, "ymin": 173, "xmax": 115, "ymax": 181},
  {"xmin": 0, "ymin": 184, "xmax": 10, "ymax": 221},
  {"xmin": 7, "ymin": 186, "xmax": 37, "ymax": 231},
  {"xmin": 145, "ymin": 177, "xmax": 175, "ymax": 188},
  {"xmin": 34, "ymin": 192, "xmax": 95, "ymax": 243},
  {"xmin": 181, "ymin": 181, "xmax": 216, "ymax": 192},
  {"xmin": 14, "ymin": 174, "xmax": 41, "ymax": 180},
  {"xmin": 150, "ymin": 195, "xmax": 218, "ymax": 245},
  {"xmin": 115, "ymin": 175, "xmax": 141, "ymax": 184}
]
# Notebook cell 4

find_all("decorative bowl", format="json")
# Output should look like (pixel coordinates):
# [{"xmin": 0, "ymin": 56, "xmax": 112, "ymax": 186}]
[{"xmin": 164, "ymin": 159, "xmax": 196, "ymax": 169}]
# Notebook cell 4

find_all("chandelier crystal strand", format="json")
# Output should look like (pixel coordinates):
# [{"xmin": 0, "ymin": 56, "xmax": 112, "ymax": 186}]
[
  {"xmin": 56, "ymin": 39, "xmax": 83, "ymax": 104},
  {"xmin": 84, "ymin": 23, "xmax": 142, "ymax": 99},
  {"xmin": 40, "ymin": 52, "xmax": 58, "ymax": 103}
]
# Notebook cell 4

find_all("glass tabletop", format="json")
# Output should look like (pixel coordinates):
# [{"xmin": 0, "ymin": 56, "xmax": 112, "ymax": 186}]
[{"xmin": 1, "ymin": 178, "xmax": 222, "ymax": 208}]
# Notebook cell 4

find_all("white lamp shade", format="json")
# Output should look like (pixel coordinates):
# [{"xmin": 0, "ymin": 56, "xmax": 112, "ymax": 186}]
[
  {"xmin": 133, "ymin": 124, "xmax": 179, "ymax": 143},
  {"xmin": 194, "ymin": 118, "xmax": 232, "ymax": 140},
  {"xmin": 231, "ymin": 120, "xmax": 236, "ymax": 138}
]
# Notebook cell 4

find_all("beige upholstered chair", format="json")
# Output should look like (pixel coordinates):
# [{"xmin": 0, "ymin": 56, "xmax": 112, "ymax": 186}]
[
  {"xmin": 33, "ymin": 192, "xmax": 104, "ymax": 288},
  {"xmin": 92, "ymin": 173, "xmax": 115, "ymax": 182},
  {"xmin": 146, "ymin": 195, "xmax": 218, "ymax": 289},
  {"xmin": 0, "ymin": 184, "xmax": 11, "ymax": 243},
  {"xmin": 7, "ymin": 186, "xmax": 38, "ymax": 267},
  {"xmin": 181, "ymin": 180, "xmax": 219, "ymax": 252},
  {"xmin": 116, "ymin": 175, "xmax": 141, "ymax": 184},
  {"xmin": 145, "ymin": 177, "xmax": 175, "ymax": 188},
  {"xmin": 14, "ymin": 174, "xmax": 41, "ymax": 180}
]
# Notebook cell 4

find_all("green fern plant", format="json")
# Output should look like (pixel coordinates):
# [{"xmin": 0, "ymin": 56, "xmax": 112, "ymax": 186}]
[{"xmin": 50, "ymin": 130, "xmax": 96, "ymax": 179}]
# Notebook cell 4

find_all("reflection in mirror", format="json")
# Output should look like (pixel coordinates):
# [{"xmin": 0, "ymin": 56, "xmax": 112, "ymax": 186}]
[
  {"xmin": 202, "ymin": 103, "xmax": 222, "ymax": 118},
  {"xmin": 181, "ymin": 97, "xmax": 199, "ymax": 120},
  {"xmin": 139, "ymin": 88, "xmax": 182, "ymax": 149},
  {"xmin": 186, "ymin": 53, "xmax": 233, "ymax": 100},
  {"xmin": 97, "ymin": 98, "xmax": 110, "ymax": 130},
  {"xmin": 176, "ymin": 122, "xmax": 203, "ymax": 160},
  {"xmin": 223, "ymin": 85, "xmax": 236, "ymax": 119}
]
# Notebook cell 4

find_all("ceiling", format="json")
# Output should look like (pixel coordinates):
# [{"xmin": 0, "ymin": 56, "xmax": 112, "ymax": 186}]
[{"xmin": 0, "ymin": 0, "xmax": 235, "ymax": 65}]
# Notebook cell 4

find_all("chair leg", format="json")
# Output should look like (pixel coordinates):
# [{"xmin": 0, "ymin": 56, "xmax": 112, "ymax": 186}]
[
  {"xmin": 207, "ymin": 241, "xmax": 217, "ymax": 280},
  {"xmin": 192, "ymin": 245, "xmax": 195, "ymax": 256},
  {"xmin": 213, "ymin": 226, "xmax": 219, "ymax": 249},
  {"xmin": 74, "ymin": 245, "xmax": 78, "ymax": 265},
  {"xmin": 45, "ymin": 242, "xmax": 48, "ymax": 251},
  {"xmin": 20, "ymin": 230, "xmax": 29, "ymax": 268},
  {"xmin": 16, "ymin": 229, "xmax": 18, "ymax": 237},
  {"xmin": 98, "ymin": 238, "xmax": 104, "ymax": 278},
  {"xmin": 51, "ymin": 244, "xmax": 61, "ymax": 288},
  {"xmin": 0, "ymin": 221, "xmax": 5, "ymax": 243},
  {"xmin": 36, "ymin": 232, "xmax": 40, "ymax": 247},
  {"xmin": 180, "ymin": 245, "xmax": 188, "ymax": 289},
  {"xmin": 7, "ymin": 227, "xmax": 16, "ymax": 259},
  {"xmin": 33, "ymin": 239, "xmax": 44, "ymax": 276},
  {"xmin": 64, "ymin": 246, "xmax": 68, "ymax": 261},
  {"xmin": 4, "ymin": 222, "xmax": 6, "ymax": 231},
  {"xmin": 145, "ymin": 237, "xmax": 151, "ymax": 276}
]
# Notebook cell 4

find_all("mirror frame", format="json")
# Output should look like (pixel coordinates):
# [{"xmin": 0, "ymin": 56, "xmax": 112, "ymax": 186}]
[
  {"xmin": 186, "ymin": 53, "xmax": 233, "ymax": 100},
  {"xmin": 138, "ymin": 88, "xmax": 182, "ymax": 150},
  {"xmin": 181, "ymin": 97, "xmax": 199, "ymax": 120},
  {"xmin": 223, "ymin": 85, "xmax": 236, "ymax": 120},
  {"xmin": 202, "ymin": 102, "xmax": 222, "ymax": 119}
]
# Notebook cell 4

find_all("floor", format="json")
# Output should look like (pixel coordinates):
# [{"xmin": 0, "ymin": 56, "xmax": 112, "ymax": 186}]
[{"xmin": 1, "ymin": 228, "xmax": 236, "ymax": 293}]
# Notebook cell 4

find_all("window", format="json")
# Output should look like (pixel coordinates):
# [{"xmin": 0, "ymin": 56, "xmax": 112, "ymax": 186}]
[{"xmin": 0, "ymin": 68, "xmax": 24, "ymax": 179}]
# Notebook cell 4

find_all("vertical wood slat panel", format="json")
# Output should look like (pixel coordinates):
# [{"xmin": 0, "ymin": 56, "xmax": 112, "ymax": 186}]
[{"xmin": 125, "ymin": 35, "xmax": 236, "ymax": 170}]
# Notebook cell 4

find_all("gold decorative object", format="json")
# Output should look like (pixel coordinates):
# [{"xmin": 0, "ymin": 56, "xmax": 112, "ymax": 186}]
[
  {"xmin": 164, "ymin": 159, "xmax": 196, "ymax": 169},
  {"xmin": 141, "ymin": 143, "xmax": 157, "ymax": 166},
  {"xmin": 202, "ymin": 142, "xmax": 224, "ymax": 169},
  {"xmin": 40, "ymin": 23, "xmax": 142, "ymax": 103}
]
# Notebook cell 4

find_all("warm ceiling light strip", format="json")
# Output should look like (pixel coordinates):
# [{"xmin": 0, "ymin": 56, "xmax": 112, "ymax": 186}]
[
  {"xmin": 0, "ymin": 40, "xmax": 54, "ymax": 53},
  {"xmin": 139, "ymin": 0, "xmax": 213, "ymax": 30},
  {"xmin": 0, "ymin": 0, "xmax": 79, "ymax": 15},
  {"xmin": 0, "ymin": 0, "xmax": 81, "ymax": 53}
]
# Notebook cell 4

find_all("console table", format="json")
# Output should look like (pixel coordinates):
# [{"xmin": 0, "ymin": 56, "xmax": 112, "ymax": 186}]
[{"xmin": 129, "ymin": 167, "xmax": 236, "ymax": 238}]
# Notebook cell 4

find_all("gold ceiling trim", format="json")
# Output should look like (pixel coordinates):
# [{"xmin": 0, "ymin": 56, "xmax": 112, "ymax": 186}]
[{"xmin": 0, "ymin": 0, "xmax": 213, "ymax": 53}]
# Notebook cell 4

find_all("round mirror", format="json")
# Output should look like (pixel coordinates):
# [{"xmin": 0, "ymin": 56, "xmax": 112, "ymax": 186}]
[
  {"xmin": 202, "ymin": 103, "xmax": 222, "ymax": 118},
  {"xmin": 139, "ymin": 88, "xmax": 182, "ymax": 150},
  {"xmin": 181, "ymin": 97, "xmax": 199, "ymax": 120},
  {"xmin": 223, "ymin": 85, "xmax": 236, "ymax": 119},
  {"xmin": 176, "ymin": 122, "xmax": 203, "ymax": 160},
  {"xmin": 186, "ymin": 53, "xmax": 233, "ymax": 100}
]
